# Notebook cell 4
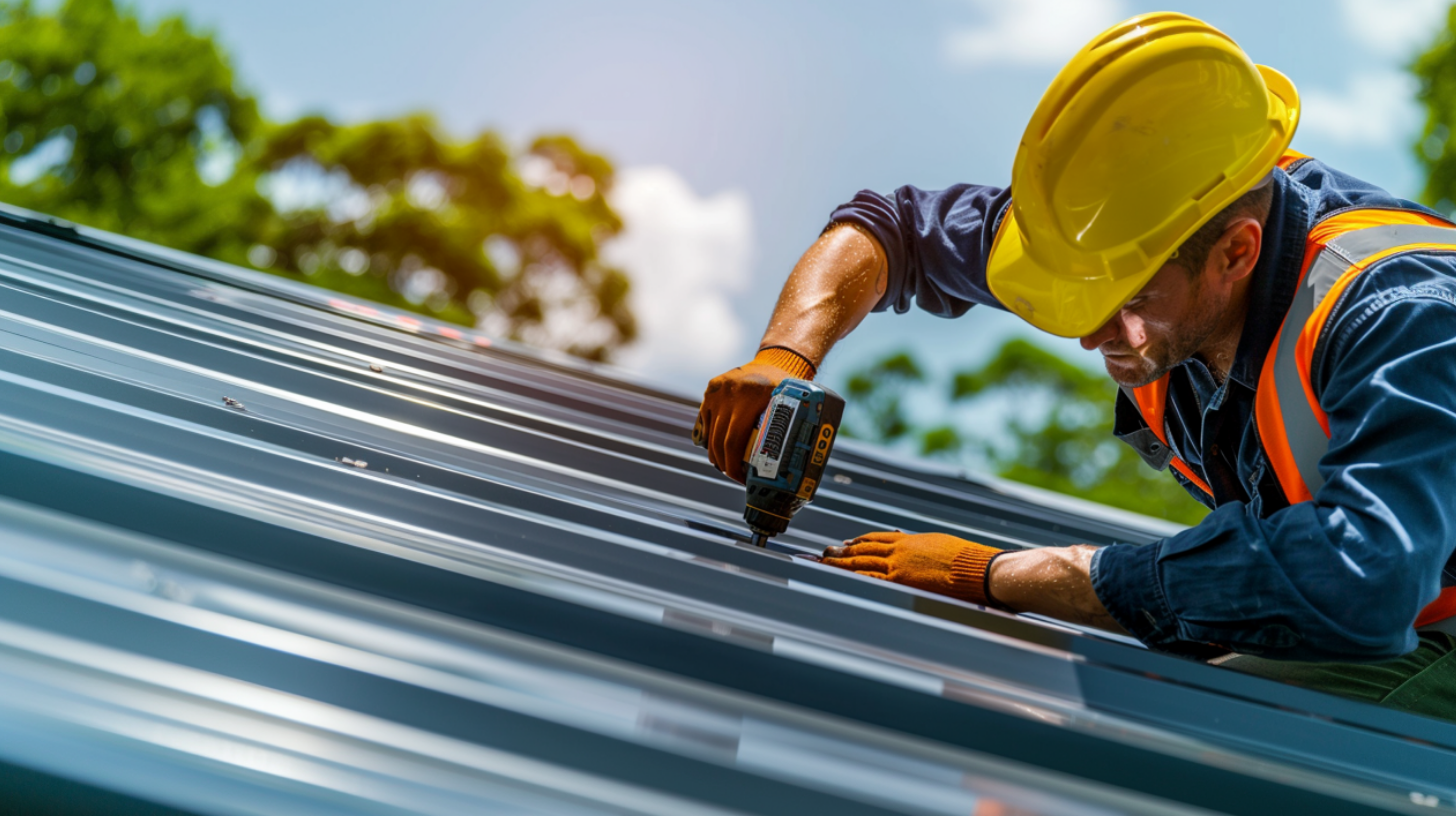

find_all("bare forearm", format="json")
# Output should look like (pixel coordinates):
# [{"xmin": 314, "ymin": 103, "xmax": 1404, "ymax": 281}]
[
  {"xmin": 988, "ymin": 546, "xmax": 1129, "ymax": 634},
  {"xmin": 761, "ymin": 224, "xmax": 887, "ymax": 366}
]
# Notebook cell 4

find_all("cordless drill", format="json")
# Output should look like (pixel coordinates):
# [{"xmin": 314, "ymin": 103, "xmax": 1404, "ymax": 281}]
[{"xmin": 739, "ymin": 379, "xmax": 845, "ymax": 547}]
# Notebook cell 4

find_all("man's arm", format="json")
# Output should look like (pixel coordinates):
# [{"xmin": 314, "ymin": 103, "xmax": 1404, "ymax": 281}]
[
  {"xmin": 764, "ymin": 224, "xmax": 888, "ymax": 367},
  {"xmin": 697, "ymin": 183, "xmax": 1012, "ymax": 482},
  {"xmin": 821, "ymin": 532, "xmax": 1129, "ymax": 635},
  {"xmin": 697, "ymin": 225, "xmax": 886, "ymax": 482},
  {"xmin": 989, "ymin": 546, "xmax": 1129, "ymax": 633}
]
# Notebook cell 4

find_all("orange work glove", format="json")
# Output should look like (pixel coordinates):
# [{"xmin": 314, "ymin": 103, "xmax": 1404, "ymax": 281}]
[
  {"xmin": 694, "ymin": 346, "xmax": 816, "ymax": 484},
  {"xmin": 821, "ymin": 531, "xmax": 1004, "ymax": 606}
]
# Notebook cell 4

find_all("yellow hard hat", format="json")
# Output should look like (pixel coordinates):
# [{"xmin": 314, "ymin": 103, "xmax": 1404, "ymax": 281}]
[{"xmin": 986, "ymin": 12, "xmax": 1299, "ymax": 338}]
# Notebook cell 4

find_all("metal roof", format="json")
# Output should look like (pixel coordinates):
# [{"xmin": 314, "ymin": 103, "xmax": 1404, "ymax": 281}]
[{"xmin": 0, "ymin": 205, "xmax": 1450, "ymax": 815}]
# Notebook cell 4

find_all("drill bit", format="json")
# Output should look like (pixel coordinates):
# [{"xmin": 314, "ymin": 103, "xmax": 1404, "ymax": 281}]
[{"xmin": 750, "ymin": 532, "xmax": 768, "ymax": 548}]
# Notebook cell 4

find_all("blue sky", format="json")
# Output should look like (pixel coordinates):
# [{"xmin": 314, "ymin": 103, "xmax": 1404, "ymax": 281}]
[{"xmin": 133, "ymin": 0, "xmax": 1448, "ymax": 402}]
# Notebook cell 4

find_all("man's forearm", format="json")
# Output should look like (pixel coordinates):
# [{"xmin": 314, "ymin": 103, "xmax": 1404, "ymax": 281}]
[
  {"xmin": 761, "ymin": 224, "xmax": 887, "ymax": 366},
  {"xmin": 988, "ymin": 546, "xmax": 1129, "ymax": 634}
]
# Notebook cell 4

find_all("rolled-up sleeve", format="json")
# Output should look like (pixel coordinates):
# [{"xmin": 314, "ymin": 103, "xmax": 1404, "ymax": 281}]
[
  {"xmin": 1093, "ymin": 260, "xmax": 1456, "ymax": 661},
  {"xmin": 828, "ymin": 185, "xmax": 1013, "ymax": 318}
]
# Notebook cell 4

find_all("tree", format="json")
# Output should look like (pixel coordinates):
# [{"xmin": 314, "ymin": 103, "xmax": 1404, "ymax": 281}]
[
  {"xmin": 841, "ymin": 342, "xmax": 1210, "ymax": 526},
  {"xmin": 843, "ymin": 351, "xmax": 925, "ymax": 443},
  {"xmin": 1415, "ymin": 6, "xmax": 1456, "ymax": 211},
  {"xmin": 0, "ymin": 0, "xmax": 635, "ymax": 361},
  {"xmin": 254, "ymin": 121, "xmax": 634, "ymax": 359},
  {"xmin": 0, "ymin": 0, "xmax": 270, "ymax": 263}
]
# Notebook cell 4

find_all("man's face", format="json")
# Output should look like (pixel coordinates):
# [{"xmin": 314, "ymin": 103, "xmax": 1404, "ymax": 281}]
[{"xmin": 1078, "ymin": 262, "xmax": 1225, "ymax": 388}]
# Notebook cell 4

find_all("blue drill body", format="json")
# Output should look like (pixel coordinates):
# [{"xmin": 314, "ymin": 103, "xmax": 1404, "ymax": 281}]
[{"xmin": 742, "ymin": 379, "xmax": 845, "ymax": 546}]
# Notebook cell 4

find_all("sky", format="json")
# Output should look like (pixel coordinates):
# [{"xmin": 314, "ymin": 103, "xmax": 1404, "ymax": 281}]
[{"xmin": 130, "ymin": 0, "xmax": 1450, "ymax": 402}]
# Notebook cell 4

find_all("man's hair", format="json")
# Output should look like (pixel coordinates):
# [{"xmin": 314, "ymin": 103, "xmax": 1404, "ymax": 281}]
[{"xmin": 1171, "ymin": 175, "xmax": 1274, "ymax": 275}]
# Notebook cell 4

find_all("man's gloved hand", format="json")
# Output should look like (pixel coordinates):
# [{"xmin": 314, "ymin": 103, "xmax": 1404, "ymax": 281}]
[
  {"xmin": 821, "ymin": 531, "xmax": 1005, "ymax": 606},
  {"xmin": 695, "ymin": 346, "xmax": 816, "ymax": 484}
]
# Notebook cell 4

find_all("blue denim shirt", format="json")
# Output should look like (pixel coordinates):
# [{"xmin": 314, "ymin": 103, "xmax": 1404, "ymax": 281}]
[{"xmin": 831, "ymin": 159, "xmax": 1456, "ymax": 661}]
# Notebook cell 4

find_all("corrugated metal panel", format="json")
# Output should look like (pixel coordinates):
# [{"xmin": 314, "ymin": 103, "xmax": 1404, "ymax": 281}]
[{"xmin": 0, "ymin": 206, "xmax": 1449, "ymax": 815}]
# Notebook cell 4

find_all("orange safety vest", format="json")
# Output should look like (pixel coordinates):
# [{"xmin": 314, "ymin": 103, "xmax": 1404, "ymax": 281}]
[{"xmin": 1127, "ymin": 151, "xmax": 1456, "ymax": 630}]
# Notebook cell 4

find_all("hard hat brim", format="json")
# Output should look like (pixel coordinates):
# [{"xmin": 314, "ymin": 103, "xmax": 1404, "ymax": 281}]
[{"xmin": 985, "ymin": 210, "xmax": 1152, "ymax": 338}]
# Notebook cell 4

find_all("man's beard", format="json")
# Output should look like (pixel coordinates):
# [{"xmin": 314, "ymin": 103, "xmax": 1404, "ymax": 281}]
[
  {"xmin": 1101, "ymin": 283, "xmax": 1222, "ymax": 388},
  {"xmin": 1101, "ymin": 336, "xmax": 1201, "ymax": 387}
]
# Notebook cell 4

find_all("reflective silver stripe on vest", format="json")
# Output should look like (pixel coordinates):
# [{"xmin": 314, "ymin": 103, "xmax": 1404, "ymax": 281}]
[{"xmin": 1270, "ymin": 223, "xmax": 1456, "ymax": 498}]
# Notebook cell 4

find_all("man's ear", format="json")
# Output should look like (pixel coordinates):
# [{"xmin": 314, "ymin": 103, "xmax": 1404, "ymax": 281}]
[{"xmin": 1215, "ymin": 217, "xmax": 1262, "ymax": 283}]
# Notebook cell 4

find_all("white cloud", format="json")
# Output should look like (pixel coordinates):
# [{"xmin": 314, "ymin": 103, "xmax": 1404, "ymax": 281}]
[
  {"xmin": 1339, "ymin": 0, "xmax": 1447, "ymax": 57},
  {"xmin": 944, "ymin": 0, "xmax": 1125, "ymax": 67},
  {"xmin": 1299, "ymin": 1, "xmax": 1441, "ymax": 153},
  {"xmin": 602, "ymin": 167, "xmax": 753, "ymax": 384},
  {"xmin": 1300, "ymin": 71, "xmax": 1421, "ymax": 148}
]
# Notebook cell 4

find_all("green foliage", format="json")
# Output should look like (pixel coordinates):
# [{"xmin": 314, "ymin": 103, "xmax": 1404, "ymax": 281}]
[
  {"xmin": 843, "ymin": 351, "xmax": 924, "ymax": 443},
  {"xmin": 0, "ymin": 0, "xmax": 269, "ymax": 262},
  {"xmin": 255, "ymin": 121, "xmax": 634, "ymax": 360},
  {"xmin": 841, "ymin": 341, "xmax": 1209, "ymax": 526},
  {"xmin": 0, "ymin": 0, "xmax": 635, "ymax": 361},
  {"xmin": 1415, "ymin": 6, "xmax": 1456, "ymax": 211}
]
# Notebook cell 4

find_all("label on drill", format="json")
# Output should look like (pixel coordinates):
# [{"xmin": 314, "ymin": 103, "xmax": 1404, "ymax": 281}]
[
  {"xmin": 796, "ymin": 476, "xmax": 817, "ymax": 501},
  {"xmin": 748, "ymin": 392, "xmax": 799, "ymax": 481},
  {"xmin": 810, "ymin": 424, "xmax": 835, "ymax": 467}
]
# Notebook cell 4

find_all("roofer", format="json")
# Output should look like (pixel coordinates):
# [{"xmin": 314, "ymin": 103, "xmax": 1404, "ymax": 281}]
[{"xmin": 695, "ymin": 12, "xmax": 1456, "ymax": 717}]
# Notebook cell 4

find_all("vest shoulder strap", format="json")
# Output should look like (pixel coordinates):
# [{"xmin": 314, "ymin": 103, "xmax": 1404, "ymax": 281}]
[
  {"xmin": 1256, "ymin": 208, "xmax": 1456, "ymax": 504},
  {"xmin": 1275, "ymin": 150, "xmax": 1310, "ymax": 172},
  {"xmin": 1262, "ymin": 207, "xmax": 1456, "ymax": 632}
]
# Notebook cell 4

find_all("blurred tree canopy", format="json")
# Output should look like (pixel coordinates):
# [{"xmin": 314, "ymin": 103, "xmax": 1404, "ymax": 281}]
[
  {"xmin": 255, "ymin": 122, "xmax": 633, "ymax": 358},
  {"xmin": 1416, "ymin": 7, "xmax": 1456, "ymax": 210},
  {"xmin": 0, "ymin": 0, "xmax": 634, "ymax": 360},
  {"xmin": 842, "ymin": 342, "xmax": 1210, "ymax": 526},
  {"xmin": 843, "ymin": 351, "xmax": 924, "ymax": 444},
  {"xmin": 0, "ymin": 0, "xmax": 268, "ymax": 261}
]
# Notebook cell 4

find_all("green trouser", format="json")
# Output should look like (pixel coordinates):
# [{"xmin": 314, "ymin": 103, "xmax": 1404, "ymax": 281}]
[{"xmin": 1220, "ymin": 632, "xmax": 1456, "ymax": 723}]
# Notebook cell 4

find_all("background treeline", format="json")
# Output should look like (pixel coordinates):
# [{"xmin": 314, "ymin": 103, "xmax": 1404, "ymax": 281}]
[{"xmin": 0, "ymin": 0, "xmax": 632, "ymax": 360}]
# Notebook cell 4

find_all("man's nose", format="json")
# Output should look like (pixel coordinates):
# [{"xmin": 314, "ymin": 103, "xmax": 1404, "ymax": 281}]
[{"xmin": 1080, "ymin": 317, "xmax": 1119, "ymax": 351}]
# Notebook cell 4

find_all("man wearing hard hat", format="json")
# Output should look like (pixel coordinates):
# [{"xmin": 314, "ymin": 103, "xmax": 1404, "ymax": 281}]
[{"xmin": 696, "ymin": 13, "xmax": 1456, "ymax": 717}]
